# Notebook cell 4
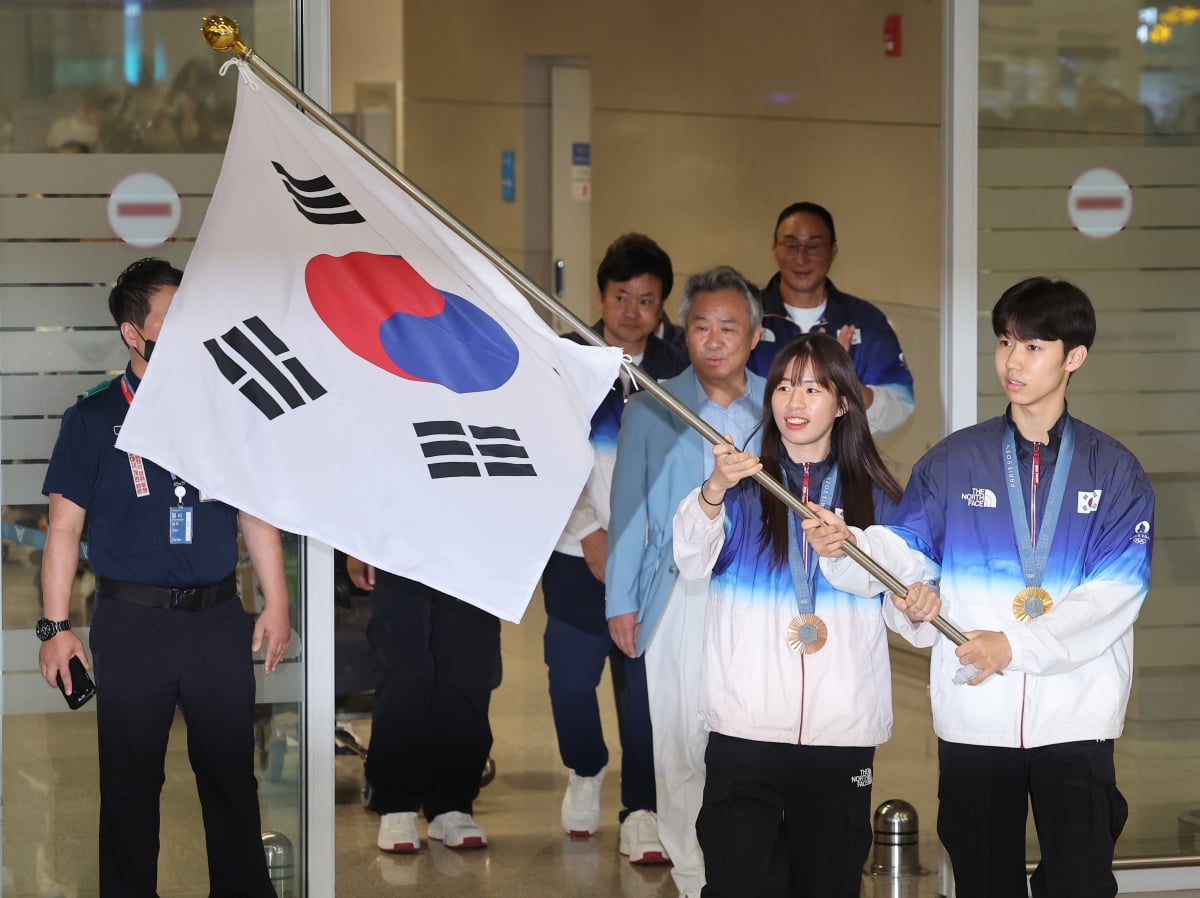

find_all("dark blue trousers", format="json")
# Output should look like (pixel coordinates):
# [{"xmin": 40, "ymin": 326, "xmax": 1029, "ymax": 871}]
[
  {"xmin": 90, "ymin": 593, "xmax": 274, "ymax": 898},
  {"xmin": 542, "ymin": 551, "xmax": 656, "ymax": 818}
]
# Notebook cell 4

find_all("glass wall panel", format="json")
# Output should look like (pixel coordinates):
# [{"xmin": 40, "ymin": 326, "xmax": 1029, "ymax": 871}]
[
  {"xmin": 0, "ymin": 1, "xmax": 295, "ymax": 154},
  {"xmin": 0, "ymin": 2, "xmax": 303, "ymax": 896},
  {"xmin": 978, "ymin": 0, "xmax": 1200, "ymax": 862}
]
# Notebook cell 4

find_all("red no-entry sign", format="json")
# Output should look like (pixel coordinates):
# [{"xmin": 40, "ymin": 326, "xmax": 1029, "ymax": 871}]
[
  {"xmin": 107, "ymin": 172, "xmax": 182, "ymax": 247},
  {"xmin": 1067, "ymin": 168, "xmax": 1132, "ymax": 239}
]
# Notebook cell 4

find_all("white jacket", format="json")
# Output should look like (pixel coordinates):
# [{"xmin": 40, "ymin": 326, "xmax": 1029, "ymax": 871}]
[{"xmin": 674, "ymin": 480, "xmax": 896, "ymax": 747}]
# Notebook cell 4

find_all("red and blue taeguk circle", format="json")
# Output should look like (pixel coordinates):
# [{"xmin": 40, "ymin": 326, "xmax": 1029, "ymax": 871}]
[{"xmin": 305, "ymin": 252, "xmax": 519, "ymax": 393}]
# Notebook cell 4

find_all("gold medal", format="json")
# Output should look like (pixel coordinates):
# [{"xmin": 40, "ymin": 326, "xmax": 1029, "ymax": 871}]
[
  {"xmin": 786, "ymin": 614, "xmax": 827, "ymax": 654},
  {"xmin": 1013, "ymin": 586, "xmax": 1053, "ymax": 622}
]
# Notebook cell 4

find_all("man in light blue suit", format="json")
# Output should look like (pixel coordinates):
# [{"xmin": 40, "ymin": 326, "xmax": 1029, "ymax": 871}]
[{"xmin": 606, "ymin": 266, "xmax": 765, "ymax": 898}]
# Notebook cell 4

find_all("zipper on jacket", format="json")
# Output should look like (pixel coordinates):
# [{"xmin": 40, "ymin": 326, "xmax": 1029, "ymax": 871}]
[
  {"xmin": 1019, "ymin": 674, "xmax": 1028, "ymax": 748},
  {"xmin": 1031, "ymin": 442, "xmax": 1040, "ymax": 545}
]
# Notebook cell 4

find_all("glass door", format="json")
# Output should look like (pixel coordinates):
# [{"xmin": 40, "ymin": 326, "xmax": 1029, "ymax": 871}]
[
  {"xmin": 0, "ymin": 3, "xmax": 304, "ymax": 895},
  {"xmin": 949, "ymin": 0, "xmax": 1200, "ymax": 888}
]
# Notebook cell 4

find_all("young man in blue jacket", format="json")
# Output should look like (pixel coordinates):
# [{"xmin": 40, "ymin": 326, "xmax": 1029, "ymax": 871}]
[{"xmin": 808, "ymin": 277, "xmax": 1154, "ymax": 898}]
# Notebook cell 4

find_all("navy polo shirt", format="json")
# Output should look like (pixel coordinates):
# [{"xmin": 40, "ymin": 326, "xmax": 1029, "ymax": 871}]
[{"xmin": 42, "ymin": 365, "xmax": 240, "ymax": 588}]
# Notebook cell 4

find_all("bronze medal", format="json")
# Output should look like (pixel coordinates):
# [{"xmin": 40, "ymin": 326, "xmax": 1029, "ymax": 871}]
[
  {"xmin": 1012, "ymin": 586, "xmax": 1053, "ymax": 622},
  {"xmin": 786, "ymin": 613, "xmax": 827, "ymax": 654}
]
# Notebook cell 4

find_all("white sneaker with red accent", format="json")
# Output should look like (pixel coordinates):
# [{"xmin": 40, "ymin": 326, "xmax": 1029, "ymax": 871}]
[
  {"xmin": 561, "ymin": 766, "xmax": 606, "ymax": 836},
  {"xmin": 619, "ymin": 809, "xmax": 670, "ymax": 865},
  {"xmin": 428, "ymin": 811, "xmax": 488, "ymax": 849},
  {"xmin": 377, "ymin": 811, "xmax": 420, "ymax": 853}
]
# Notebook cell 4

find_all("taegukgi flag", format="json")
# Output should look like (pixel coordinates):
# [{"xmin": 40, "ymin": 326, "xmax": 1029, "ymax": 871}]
[{"xmin": 116, "ymin": 67, "xmax": 621, "ymax": 622}]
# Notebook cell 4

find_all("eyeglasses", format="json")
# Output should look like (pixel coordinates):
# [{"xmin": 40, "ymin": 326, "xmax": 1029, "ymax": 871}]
[{"xmin": 776, "ymin": 240, "xmax": 832, "ymax": 258}]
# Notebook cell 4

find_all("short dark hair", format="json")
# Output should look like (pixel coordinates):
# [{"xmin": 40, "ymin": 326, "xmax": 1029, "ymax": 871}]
[
  {"xmin": 108, "ymin": 257, "xmax": 182, "ymax": 328},
  {"xmin": 991, "ymin": 277, "xmax": 1096, "ymax": 353},
  {"xmin": 596, "ymin": 233, "xmax": 673, "ymax": 300},
  {"xmin": 773, "ymin": 202, "xmax": 837, "ymax": 245}
]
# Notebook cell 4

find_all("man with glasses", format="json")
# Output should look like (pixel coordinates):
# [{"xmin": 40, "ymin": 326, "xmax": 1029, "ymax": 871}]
[{"xmin": 750, "ymin": 202, "xmax": 914, "ymax": 436}]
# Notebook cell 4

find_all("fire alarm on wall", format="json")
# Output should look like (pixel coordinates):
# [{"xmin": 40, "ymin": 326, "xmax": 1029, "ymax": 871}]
[{"xmin": 884, "ymin": 15, "xmax": 902, "ymax": 57}]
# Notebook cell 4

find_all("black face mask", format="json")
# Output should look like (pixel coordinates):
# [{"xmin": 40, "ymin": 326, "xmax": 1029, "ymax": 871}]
[{"xmin": 130, "ymin": 326, "xmax": 155, "ymax": 362}]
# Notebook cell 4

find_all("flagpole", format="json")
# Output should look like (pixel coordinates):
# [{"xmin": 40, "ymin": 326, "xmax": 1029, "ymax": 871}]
[{"xmin": 200, "ymin": 14, "xmax": 969, "ymax": 648}]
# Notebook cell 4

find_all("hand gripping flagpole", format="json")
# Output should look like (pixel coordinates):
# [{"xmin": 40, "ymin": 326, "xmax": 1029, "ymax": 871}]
[{"xmin": 200, "ymin": 14, "xmax": 970, "ymax": 649}]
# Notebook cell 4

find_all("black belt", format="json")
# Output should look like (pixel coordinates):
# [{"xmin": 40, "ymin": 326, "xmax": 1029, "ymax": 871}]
[{"xmin": 98, "ymin": 573, "xmax": 238, "ymax": 612}]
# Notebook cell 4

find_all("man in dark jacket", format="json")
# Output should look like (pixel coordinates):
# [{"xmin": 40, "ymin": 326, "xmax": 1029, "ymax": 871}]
[
  {"xmin": 750, "ymin": 202, "xmax": 914, "ymax": 436},
  {"xmin": 548, "ymin": 233, "xmax": 686, "ymax": 863}
]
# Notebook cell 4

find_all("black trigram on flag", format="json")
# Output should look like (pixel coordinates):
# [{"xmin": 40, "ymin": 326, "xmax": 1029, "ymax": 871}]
[
  {"xmin": 414, "ymin": 421, "xmax": 537, "ymax": 479},
  {"xmin": 272, "ymin": 161, "xmax": 365, "ymax": 225},
  {"xmin": 204, "ymin": 317, "xmax": 327, "ymax": 420}
]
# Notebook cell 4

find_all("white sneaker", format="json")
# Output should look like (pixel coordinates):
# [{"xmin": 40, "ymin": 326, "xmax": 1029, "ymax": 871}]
[
  {"xmin": 428, "ymin": 811, "xmax": 488, "ymax": 849},
  {"xmin": 377, "ymin": 811, "xmax": 420, "ymax": 853},
  {"xmin": 561, "ymin": 766, "xmax": 606, "ymax": 836},
  {"xmin": 619, "ymin": 809, "xmax": 670, "ymax": 865}
]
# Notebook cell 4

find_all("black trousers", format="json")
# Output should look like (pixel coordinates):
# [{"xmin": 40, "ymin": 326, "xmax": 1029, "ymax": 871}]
[
  {"xmin": 90, "ymin": 594, "xmax": 273, "ymax": 898},
  {"xmin": 937, "ymin": 739, "xmax": 1128, "ymax": 898},
  {"xmin": 364, "ymin": 572, "xmax": 502, "ymax": 820},
  {"xmin": 697, "ymin": 733, "xmax": 874, "ymax": 898}
]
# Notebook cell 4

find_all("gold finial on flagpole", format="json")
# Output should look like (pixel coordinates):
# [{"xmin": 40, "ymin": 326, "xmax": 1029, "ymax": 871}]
[{"xmin": 202, "ymin": 14, "xmax": 248, "ymax": 56}]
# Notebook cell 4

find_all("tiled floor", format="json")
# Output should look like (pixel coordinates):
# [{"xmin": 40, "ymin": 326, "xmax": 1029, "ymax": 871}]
[
  {"xmin": 2, "ymin": 539, "xmax": 1198, "ymax": 896},
  {"xmin": 326, "ymin": 605, "xmax": 952, "ymax": 898},
  {"xmin": 325, "ymin": 599, "xmax": 1200, "ymax": 897}
]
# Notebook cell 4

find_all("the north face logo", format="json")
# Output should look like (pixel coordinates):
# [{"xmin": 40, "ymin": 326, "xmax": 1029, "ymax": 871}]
[
  {"xmin": 962, "ymin": 488, "xmax": 997, "ymax": 508},
  {"xmin": 850, "ymin": 768, "xmax": 873, "ymax": 788}
]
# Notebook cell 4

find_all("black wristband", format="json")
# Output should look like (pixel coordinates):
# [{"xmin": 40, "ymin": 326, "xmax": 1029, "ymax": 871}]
[{"xmin": 699, "ymin": 481, "xmax": 724, "ymax": 507}]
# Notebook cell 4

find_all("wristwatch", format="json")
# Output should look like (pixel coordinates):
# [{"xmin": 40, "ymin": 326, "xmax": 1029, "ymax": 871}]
[{"xmin": 35, "ymin": 618, "xmax": 71, "ymax": 641}]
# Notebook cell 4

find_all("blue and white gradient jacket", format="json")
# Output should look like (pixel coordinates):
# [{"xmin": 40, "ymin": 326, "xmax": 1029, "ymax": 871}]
[
  {"xmin": 748, "ymin": 276, "xmax": 914, "ymax": 436},
  {"xmin": 821, "ymin": 410, "xmax": 1154, "ymax": 748},
  {"xmin": 674, "ymin": 462, "xmax": 900, "ymax": 747}
]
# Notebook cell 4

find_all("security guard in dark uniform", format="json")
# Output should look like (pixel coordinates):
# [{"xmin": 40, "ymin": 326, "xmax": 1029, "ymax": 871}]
[{"xmin": 37, "ymin": 258, "xmax": 291, "ymax": 898}]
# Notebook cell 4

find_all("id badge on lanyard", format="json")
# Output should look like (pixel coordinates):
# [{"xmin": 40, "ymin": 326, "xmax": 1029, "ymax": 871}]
[
  {"xmin": 122, "ymin": 374, "xmax": 193, "ymax": 544},
  {"xmin": 169, "ymin": 480, "xmax": 193, "ymax": 545}
]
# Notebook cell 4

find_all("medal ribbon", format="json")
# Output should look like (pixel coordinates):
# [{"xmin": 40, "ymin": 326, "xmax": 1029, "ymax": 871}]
[
  {"xmin": 783, "ymin": 462, "xmax": 839, "ymax": 615},
  {"xmin": 1002, "ymin": 417, "xmax": 1075, "ymax": 589}
]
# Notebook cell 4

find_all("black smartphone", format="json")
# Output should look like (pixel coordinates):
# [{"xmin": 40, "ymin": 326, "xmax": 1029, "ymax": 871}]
[{"xmin": 56, "ymin": 656, "xmax": 96, "ymax": 710}]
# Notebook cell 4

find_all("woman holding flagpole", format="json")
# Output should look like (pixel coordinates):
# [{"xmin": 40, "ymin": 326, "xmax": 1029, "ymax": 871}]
[{"xmin": 671, "ymin": 334, "xmax": 930, "ymax": 897}]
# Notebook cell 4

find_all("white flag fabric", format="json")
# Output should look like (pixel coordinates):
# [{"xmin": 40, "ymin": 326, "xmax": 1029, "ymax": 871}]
[{"xmin": 116, "ymin": 68, "xmax": 620, "ymax": 622}]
